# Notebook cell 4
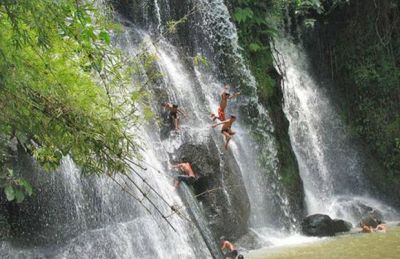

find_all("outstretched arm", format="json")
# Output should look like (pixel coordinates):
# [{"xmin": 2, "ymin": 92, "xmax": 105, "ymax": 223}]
[
  {"xmin": 221, "ymin": 241, "xmax": 227, "ymax": 250},
  {"xmin": 162, "ymin": 103, "xmax": 171, "ymax": 111},
  {"xmin": 228, "ymin": 92, "xmax": 241, "ymax": 99},
  {"xmin": 212, "ymin": 119, "xmax": 229, "ymax": 128},
  {"xmin": 177, "ymin": 108, "xmax": 186, "ymax": 117},
  {"xmin": 171, "ymin": 163, "xmax": 183, "ymax": 170}
]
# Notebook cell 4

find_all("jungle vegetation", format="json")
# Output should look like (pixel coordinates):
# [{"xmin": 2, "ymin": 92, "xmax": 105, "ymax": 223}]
[
  {"xmin": 297, "ymin": 0, "xmax": 400, "ymax": 178},
  {"xmin": 0, "ymin": 0, "xmax": 144, "ymax": 202},
  {"xmin": 230, "ymin": 0, "xmax": 399, "ymax": 204}
]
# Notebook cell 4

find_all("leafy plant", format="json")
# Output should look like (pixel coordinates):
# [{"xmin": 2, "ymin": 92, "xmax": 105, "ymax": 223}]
[
  {"xmin": 0, "ymin": 169, "xmax": 32, "ymax": 203},
  {"xmin": 233, "ymin": 7, "xmax": 254, "ymax": 23},
  {"xmin": 0, "ymin": 0, "xmax": 145, "ymax": 200},
  {"xmin": 193, "ymin": 53, "xmax": 208, "ymax": 67}
]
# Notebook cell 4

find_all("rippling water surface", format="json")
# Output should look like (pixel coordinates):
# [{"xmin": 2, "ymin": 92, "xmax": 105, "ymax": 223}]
[{"xmin": 248, "ymin": 225, "xmax": 400, "ymax": 259}]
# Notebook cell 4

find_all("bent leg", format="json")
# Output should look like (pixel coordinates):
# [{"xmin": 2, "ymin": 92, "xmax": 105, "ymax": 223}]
[
  {"xmin": 223, "ymin": 131, "xmax": 232, "ymax": 150},
  {"xmin": 174, "ymin": 117, "xmax": 179, "ymax": 130},
  {"xmin": 173, "ymin": 178, "xmax": 181, "ymax": 190}
]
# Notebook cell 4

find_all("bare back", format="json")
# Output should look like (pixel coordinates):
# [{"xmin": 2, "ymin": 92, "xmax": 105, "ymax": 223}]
[
  {"xmin": 164, "ymin": 103, "xmax": 177, "ymax": 112},
  {"xmin": 221, "ymin": 240, "xmax": 236, "ymax": 251},
  {"xmin": 221, "ymin": 119, "xmax": 234, "ymax": 131},
  {"xmin": 219, "ymin": 94, "xmax": 229, "ymax": 109},
  {"xmin": 178, "ymin": 163, "xmax": 195, "ymax": 177}
]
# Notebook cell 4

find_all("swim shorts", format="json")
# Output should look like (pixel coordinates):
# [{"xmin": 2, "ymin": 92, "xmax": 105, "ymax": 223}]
[
  {"xmin": 225, "ymin": 250, "xmax": 238, "ymax": 258},
  {"xmin": 218, "ymin": 106, "xmax": 225, "ymax": 121},
  {"xmin": 176, "ymin": 175, "xmax": 196, "ymax": 185}
]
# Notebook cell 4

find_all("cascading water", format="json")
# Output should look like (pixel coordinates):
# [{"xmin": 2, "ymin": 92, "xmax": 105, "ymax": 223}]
[
  {"xmin": 123, "ymin": 0, "xmax": 298, "ymax": 236},
  {"xmin": 0, "ymin": 17, "xmax": 215, "ymax": 259},
  {"xmin": 273, "ymin": 36, "xmax": 398, "ymax": 225},
  {"xmin": 191, "ymin": 0, "xmax": 298, "ymax": 235},
  {"xmin": 1, "ymin": 1, "xmax": 337, "ymax": 257}
]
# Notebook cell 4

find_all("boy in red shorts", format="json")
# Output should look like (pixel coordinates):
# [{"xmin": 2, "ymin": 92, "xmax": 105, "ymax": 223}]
[{"xmin": 211, "ymin": 84, "xmax": 240, "ymax": 122}]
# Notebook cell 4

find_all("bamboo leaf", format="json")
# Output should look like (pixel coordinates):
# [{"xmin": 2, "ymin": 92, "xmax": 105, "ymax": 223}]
[{"xmin": 5, "ymin": 186, "xmax": 15, "ymax": 201}]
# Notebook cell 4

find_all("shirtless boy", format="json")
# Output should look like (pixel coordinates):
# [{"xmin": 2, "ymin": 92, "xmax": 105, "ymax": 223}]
[
  {"xmin": 220, "ymin": 237, "xmax": 240, "ymax": 259},
  {"xmin": 211, "ymin": 84, "xmax": 240, "ymax": 122},
  {"xmin": 171, "ymin": 162, "xmax": 198, "ymax": 189},
  {"xmin": 212, "ymin": 115, "xmax": 236, "ymax": 150},
  {"xmin": 162, "ymin": 102, "xmax": 186, "ymax": 130}
]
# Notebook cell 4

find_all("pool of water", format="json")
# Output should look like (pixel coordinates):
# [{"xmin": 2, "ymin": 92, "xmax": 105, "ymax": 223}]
[{"xmin": 248, "ymin": 225, "xmax": 400, "ymax": 259}]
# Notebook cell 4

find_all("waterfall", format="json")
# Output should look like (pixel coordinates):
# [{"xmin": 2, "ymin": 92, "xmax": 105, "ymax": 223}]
[
  {"xmin": 0, "ymin": 1, "xmax": 314, "ymax": 257},
  {"xmin": 0, "ymin": 16, "xmax": 214, "ymax": 259},
  {"xmin": 273, "ymin": 36, "xmax": 398, "ymax": 225},
  {"xmin": 1, "ymin": 125, "xmax": 211, "ymax": 258},
  {"xmin": 192, "ymin": 0, "xmax": 297, "ymax": 232}
]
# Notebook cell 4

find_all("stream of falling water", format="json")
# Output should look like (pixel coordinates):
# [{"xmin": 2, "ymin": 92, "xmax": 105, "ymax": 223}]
[
  {"xmin": 7, "ymin": 1, "xmax": 399, "ymax": 258},
  {"xmin": 273, "ymin": 36, "xmax": 398, "ymax": 225},
  {"xmin": 193, "ymin": 0, "xmax": 297, "ymax": 234}
]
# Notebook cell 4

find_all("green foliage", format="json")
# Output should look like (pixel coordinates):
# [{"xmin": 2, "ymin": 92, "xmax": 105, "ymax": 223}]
[
  {"xmin": 0, "ymin": 0, "xmax": 145, "ymax": 201},
  {"xmin": 166, "ymin": 18, "xmax": 187, "ymax": 34},
  {"xmin": 233, "ymin": 8, "xmax": 254, "ymax": 23},
  {"xmin": 292, "ymin": 0, "xmax": 350, "ymax": 27},
  {"xmin": 0, "ymin": 169, "xmax": 32, "ymax": 203},
  {"xmin": 248, "ymin": 42, "xmax": 262, "ymax": 52},
  {"xmin": 193, "ymin": 53, "xmax": 208, "ymax": 67},
  {"xmin": 307, "ymin": 0, "xmax": 400, "ymax": 173},
  {"xmin": 166, "ymin": 4, "xmax": 198, "ymax": 35},
  {"xmin": 294, "ymin": 0, "xmax": 324, "ymax": 15},
  {"xmin": 230, "ymin": 0, "xmax": 278, "ymax": 99}
]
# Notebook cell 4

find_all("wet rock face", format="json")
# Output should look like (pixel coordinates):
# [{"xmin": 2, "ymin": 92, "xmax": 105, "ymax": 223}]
[
  {"xmin": 174, "ymin": 140, "xmax": 250, "ymax": 240},
  {"xmin": 235, "ymin": 229, "xmax": 272, "ymax": 250},
  {"xmin": 0, "ymin": 197, "xmax": 10, "ymax": 241},
  {"xmin": 332, "ymin": 219, "xmax": 352, "ymax": 233},
  {"xmin": 5, "ymin": 149, "xmax": 140, "ymax": 247},
  {"xmin": 360, "ymin": 210, "xmax": 384, "ymax": 228},
  {"xmin": 301, "ymin": 214, "xmax": 352, "ymax": 237},
  {"xmin": 331, "ymin": 198, "xmax": 385, "ymax": 227}
]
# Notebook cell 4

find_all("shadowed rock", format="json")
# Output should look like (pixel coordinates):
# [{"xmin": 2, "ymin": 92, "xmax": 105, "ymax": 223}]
[
  {"xmin": 301, "ymin": 214, "xmax": 352, "ymax": 237},
  {"xmin": 332, "ymin": 219, "xmax": 352, "ymax": 233},
  {"xmin": 174, "ymin": 139, "xmax": 250, "ymax": 240},
  {"xmin": 360, "ymin": 209, "xmax": 384, "ymax": 228}
]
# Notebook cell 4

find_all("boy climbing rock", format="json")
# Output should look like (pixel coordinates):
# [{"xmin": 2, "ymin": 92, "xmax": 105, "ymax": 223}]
[
  {"xmin": 171, "ymin": 162, "xmax": 198, "ymax": 189},
  {"xmin": 162, "ymin": 102, "xmax": 186, "ymax": 130},
  {"xmin": 210, "ymin": 84, "xmax": 240, "ymax": 122}
]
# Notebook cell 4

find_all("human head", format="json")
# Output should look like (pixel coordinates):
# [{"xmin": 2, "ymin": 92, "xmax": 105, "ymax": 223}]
[
  {"xmin": 181, "ymin": 157, "xmax": 189, "ymax": 163},
  {"xmin": 224, "ymin": 83, "xmax": 229, "ymax": 89},
  {"xmin": 238, "ymin": 255, "xmax": 244, "ymax": 259},
  {"xmin": 219, "ymin": 236, "xmax": 226, "ymax": 244},
  {"xmin": 230, "ymin": 115, "xmax": 236, "ymax": 121}
]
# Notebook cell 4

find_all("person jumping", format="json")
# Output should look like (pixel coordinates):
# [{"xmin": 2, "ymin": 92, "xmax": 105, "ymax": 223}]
[
  {"xmin": 210, "ymin": 84, "xmax": 240, "ymax": 122},
  {"xmin": 212, "ymin": 115, "xmax": 237, "ymax": 150}
]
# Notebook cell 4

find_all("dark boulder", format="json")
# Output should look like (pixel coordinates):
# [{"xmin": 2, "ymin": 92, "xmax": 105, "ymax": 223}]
[
  {"xmin": 359, "ymin": 209, "xmax": 384, "ymax": 228},
  {"xmin": 301, "ymin": 214, "xmax": 335, "ymax": 237},
  {"xmin": 174, "ymin": 139, "xmax": 250, "ymax": 240},
  {"xmin": 332, "ymin": 219, "xmax": 352, "ymax": 233},
  {"xmin": 301, "ymin": 214, "xmax": 352, "ymax": 237}
]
